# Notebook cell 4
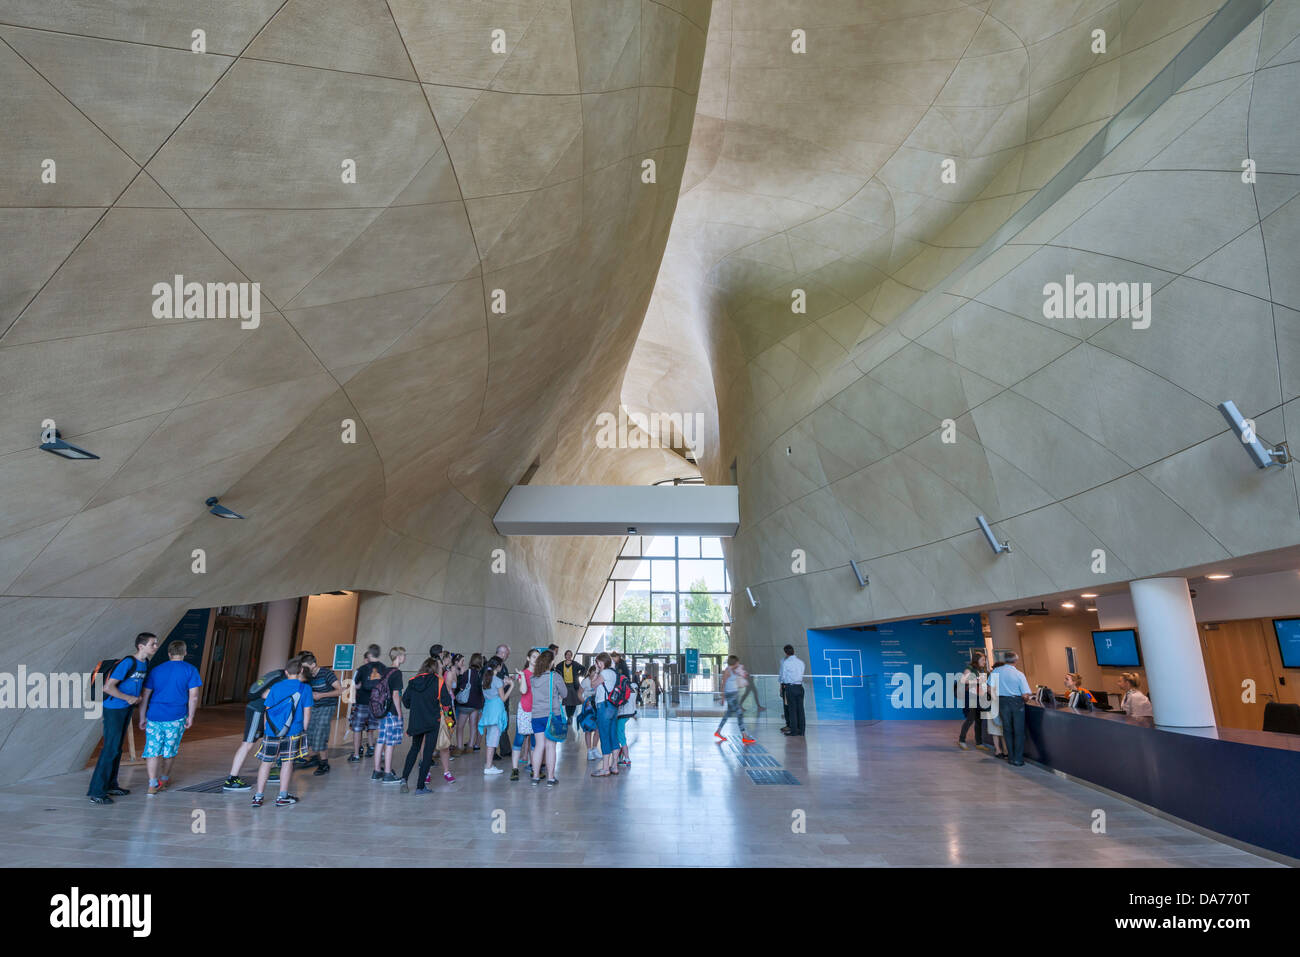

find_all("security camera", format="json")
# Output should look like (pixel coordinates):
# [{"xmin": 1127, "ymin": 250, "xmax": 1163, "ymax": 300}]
[
  {"xmin": 745, "ymin": 586, "xmax": 759, "ymax": 608},
  {"xmin": 976, "ymin": 515, "xmax": 1011, "ymax": 555}
]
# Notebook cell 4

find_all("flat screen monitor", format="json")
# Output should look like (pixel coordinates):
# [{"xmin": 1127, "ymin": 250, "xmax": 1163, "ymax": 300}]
[
  {"xmin": 1092, "ymin": 629, "xmax": 1141, "ymax": 667},
  {"xmin": 1274, "ymin": 618, "xmax": 1300, "ymax": 668}
]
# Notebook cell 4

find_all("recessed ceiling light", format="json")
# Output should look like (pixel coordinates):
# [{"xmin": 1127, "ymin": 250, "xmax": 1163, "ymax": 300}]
[
  {"xmin": 1061, "ymin": 602, "xmax": 1076, "ymax": 609},
  {"xmin": 1080, "ymin": 592, "xmax": 1098, "ymax": 598},
  {"xmin": 1086, "ymin": 606, "xmax": 1097, "ymax": 612},
  {"xmin": 1015, "ymin": 621, "xmax": 1023, "ymax": 627},
  {"xmin": 1205, "ymin": 573, "xmax": 1232, "ymax": 580}
]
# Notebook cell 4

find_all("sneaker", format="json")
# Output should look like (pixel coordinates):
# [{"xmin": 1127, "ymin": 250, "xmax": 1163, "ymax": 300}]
[
  {"xmin": 546, "ymin": 779, "xmax": 557, "ymax": 788},
  {"xmin": 275, "ymin": 794, "xmax": 298, "ymax": 806},
  {"xmin": 510, "ymin": 768, "xmax": 519, "ymax": 781},
  {"xmin": 89, "ymin": 795, "xmax": 114, "ymax": 805},
  {"xmin": 531, "ymin": 778, "xmax": 540, "ymax": 786},
  {"xmin": 714, "ymin": 732, "xmax": 727, "ymax": 741},
  {"xmin": 314, "ymin": 762, "xmax": 331, "ymax": 775},
  {"xmin": 414, "ymin": 786, "xmax": 432, "ymax": 795},
  {"xmin": 382, "ymin": 772, "xmax": 401, "ymax": 785},
  {"xmin": 741, "ymin": 736, "xmax": 756, "ymax": 745},
  {"xmin": 443, "ymin": 772, "xmax": 455, "ymax": 784},
  {"xmin": 587, "ymin": 749, "xmax": 598, "ymax": 761},
  {"xmin": 618, "ymin": 759, "xmax": 631, "ymax": 766},
  {"xmin": 958, "ymin": 742, "xmax": 970, "ymax": 751},
  {"xmin": 347, "ymin": 754, "xmax": 362, "ymax": 763},
  {"xmin": 294, "ymin": 756, "xmax": 318, "ymax": 769},
  {"xmin": 484, "ymin": 766, "xmax": 504, "ymax": 776},
  {"xmin": 424, "ymin": 773, "xmax": 431, "ymax": 785},
  {"xmin": 400, "ymin": 780, "xmax": 410, "ymax": 793},
  {"xmin": 975, "ymin": 744, "xmax": 994, "ymax": 753},
  {"xmin": 147, "ymin": 784, "xmax": 160, "ymax": 796},
  {"xmin": 251, "ymin": 794, "xmax": 263, "ymax": 808},
  {"xmin": 365, "ymin": 745, "xmax": 374, "ymax": 757},
  {"xmin": 473, "ymin": 745, "xmax": 481, "ymax": 752},
  {"xmin": 157, "ymin": 779, "xmax": 170, "ymax": 792},
  {"xmin": 106, "ymin": 787, "xmax": 130, "ymax": 796},
  {"xmin": 222, "ymin": 776, "xmax": 250, "ymax": 791},
  {"xmin": 371, "ymin": 770, "xmax": 384, "ymax": 781}
]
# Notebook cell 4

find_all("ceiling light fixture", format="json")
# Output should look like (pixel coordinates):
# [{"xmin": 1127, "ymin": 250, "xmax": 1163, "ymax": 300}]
[
  {"xmin": 39, "ymin": 429, "xmax": 99, "ymax": 460},
  {"xmin": 1080, "ymin": 592, "xmax": 1098, "ymax": 599},
  {"xmin": 1061, "ymin": 602, "xmax": 1076, "ymax": 609},
  {"xmin": 1205, "ymin": 573, "xmax": 1232, "ymax": 580},
  {"xmin": 1217, "ymin": 400, "xmax": 1290, "ymax": 468},
  {"xmin": 205, "ymin": 496, "xmax": 245, "ymax": 520}
]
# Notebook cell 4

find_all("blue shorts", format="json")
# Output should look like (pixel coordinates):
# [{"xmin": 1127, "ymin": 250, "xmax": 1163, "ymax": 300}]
[
  {"xmin": 142, "ymin": 718, "xmax": 186, "ymax": 759},
  {"xmin": 532, "ymin": 716, "xmax": 550, "ymax": 735},
  {"xmin": 377, "ymin": 713, "xmax": 403, "ymax": 746}
]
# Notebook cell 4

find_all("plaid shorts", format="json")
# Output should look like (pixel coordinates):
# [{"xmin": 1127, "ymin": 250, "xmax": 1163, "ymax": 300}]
[
  {"xmin": 257, "ymin": 734, "xmax": 307, "ymax": 763},
  {"xmin": 142, "ymin": 718, "xmax": 186, "ymax": 759},
  {"xmin": 304, "ymin": 707, "xmax": 332, "ymax": 753},
  {"xmin": 349, "ymin": 705, "xmax": 378, "ymax": 733},
  {"xmin": 377, "ymin": 713, "xmax": 403, "ymax": 746}
]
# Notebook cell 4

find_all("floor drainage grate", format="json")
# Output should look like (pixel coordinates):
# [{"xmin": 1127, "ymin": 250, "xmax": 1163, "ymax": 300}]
[
  {"xmin": 730, "ymin": 744, "xmax": 768, "ymax": 755},
  {"xmin": 177, "ymin": 778, "xmax": 235, "ymax": 793},
  {"xmin": 746, "ymin": 769, "xmax": 800, "ymax": 785},
  {"xmin": 735, "ymin": 754, "xmax": 781, "ymax": 768}
]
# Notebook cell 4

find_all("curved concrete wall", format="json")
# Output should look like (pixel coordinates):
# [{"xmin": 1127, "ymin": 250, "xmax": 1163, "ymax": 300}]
[
  {"xmin": 0, "ymin": 0, "xmax": 708, "ymax": 779},
  {"xmin": 629, "ymin": 0, "xmax": 1300, "ymax": 668}
]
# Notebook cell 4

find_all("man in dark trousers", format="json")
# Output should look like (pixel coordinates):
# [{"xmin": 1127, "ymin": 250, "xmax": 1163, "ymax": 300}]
[
  {"xmin": 993, "ymin": 652, "xmax": 1034, "ymax": 766},
  {"xmin": 779, "ymin": 644, "xmax": 806, "ymax": 736},
  {"xmin": 88, "ymin": 632, "xmax": 159, "ymax": 804}
]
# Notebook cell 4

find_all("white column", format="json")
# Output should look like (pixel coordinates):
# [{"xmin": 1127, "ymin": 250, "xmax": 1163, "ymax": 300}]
[
  {"xmin": 1128, "ymin": 577, "xmax": 1215, "ymax": 727},
  {"xmin": 258, "ymin": 598, "xmax": 299, "ymax": 673}
]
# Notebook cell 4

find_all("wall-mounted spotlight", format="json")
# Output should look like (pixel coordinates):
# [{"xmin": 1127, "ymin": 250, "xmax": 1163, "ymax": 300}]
[
  {"xmin": 205, "ymin": 496, "xmax": 245, "ymax": 520},
  {"xmin": 849, "ymin": 559, "xmax": 869, "ymax": 588},
  {"xmin": 39, "ymin": 429, "xmax": 99, "ymax": 460},
  {"xmin": 745, "ymin": 586, "xmax": 759, "ymax": 608},
  {"xmin": 1218, "ymin": 400, "xmax": 1290, "ymax": 468},
  {"xmin": 976, "ymin": 515, "xmax": 1010, "ymax": 555}
]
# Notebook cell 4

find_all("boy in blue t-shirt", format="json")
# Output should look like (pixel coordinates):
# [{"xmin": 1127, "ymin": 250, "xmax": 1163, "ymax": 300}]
[
  {"xmin": 253, "ymin": 657, "xmax": 313, "ymax": 807},
  {"xmin": 139, "ymin": 639, "xmax": 203, "ymax": 794},
  {"xmin": 88, "ymin": 632, "xmax": 159, "ymax": 804}
]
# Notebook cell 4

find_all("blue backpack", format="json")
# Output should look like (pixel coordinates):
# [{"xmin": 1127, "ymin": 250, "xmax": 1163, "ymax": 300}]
[{"xmin": 578, "ymin": 695, "xmax": 598, "ymax": 732}]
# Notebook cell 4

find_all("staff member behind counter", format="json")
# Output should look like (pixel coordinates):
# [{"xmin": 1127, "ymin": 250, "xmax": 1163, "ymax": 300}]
[
  {"xmin": 1064, "ymin": 673, "xmax": 1095, "ymax": 710},
  {"xmin": 1117, "ymin": 672, "xmax": 1153, "ymax": 717}
]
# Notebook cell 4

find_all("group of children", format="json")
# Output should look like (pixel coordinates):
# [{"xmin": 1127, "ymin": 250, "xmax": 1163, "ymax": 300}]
[{"xmin": 214, "ymin": 642, "xmax": 642, "ymax": 805}]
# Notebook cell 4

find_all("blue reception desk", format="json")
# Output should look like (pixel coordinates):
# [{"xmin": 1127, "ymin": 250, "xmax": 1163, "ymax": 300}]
[{"xmin": 1023, "ymin": 704, "xmax": 1300, "ymax": 860}]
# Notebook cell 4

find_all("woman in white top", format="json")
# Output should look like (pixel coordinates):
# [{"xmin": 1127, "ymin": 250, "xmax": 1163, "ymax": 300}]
[
  {"xmin": 591, "ymin": 652, "xmax": 621, "ymax": 777},
  {"xmin": 1118, "ymin": 673, "xmax": 1153, "ymax": 718}
]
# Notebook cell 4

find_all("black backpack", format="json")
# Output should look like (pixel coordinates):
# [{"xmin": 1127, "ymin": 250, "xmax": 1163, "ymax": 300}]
[
  {"xmin": 247, "ymin": 669, "xmax": 287, "ymax": 707},
  {"xmin": 88, "ymin": 658, "xmax": 122, "ymax": 700}
]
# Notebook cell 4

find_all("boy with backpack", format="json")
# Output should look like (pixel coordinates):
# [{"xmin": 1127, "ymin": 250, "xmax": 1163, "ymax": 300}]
[
  {"xmin": 371, "ymin": 647, "xmax": 406, "ymax": 783},
  {"xmin": 252, "ymin": 657, "xmax": 313, "ymax": 807},
  {"xmin": 222, "ymin": 661, "xmax": 292, "ymax": 791},
  {"xmin": 349, "ymin": 645, "xmax": 385, "ymax": 762},
  {"xmin": 87, "ymin": 632, "xmax": 159, "ymax": 804}
]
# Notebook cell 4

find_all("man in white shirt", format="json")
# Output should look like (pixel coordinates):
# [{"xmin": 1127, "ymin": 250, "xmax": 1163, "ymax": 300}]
[
  {"xmin": 994, "ymin": 652, "xmax": 1034, "ymax": 766},
  {"xmin": 779, "ymin": 645, "xmax": 806, "ymax": 736}
]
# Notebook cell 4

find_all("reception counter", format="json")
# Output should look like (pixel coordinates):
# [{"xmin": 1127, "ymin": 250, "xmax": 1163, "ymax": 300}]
[{"xmin": 1023, "ymin": 703, "xmax": 1300, "ymax": 860}]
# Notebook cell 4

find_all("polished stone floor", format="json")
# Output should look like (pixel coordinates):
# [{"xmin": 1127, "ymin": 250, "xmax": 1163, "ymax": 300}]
[{"xmin": 0, "ymin": 714, "xmax": 1282, "ymax": 867}]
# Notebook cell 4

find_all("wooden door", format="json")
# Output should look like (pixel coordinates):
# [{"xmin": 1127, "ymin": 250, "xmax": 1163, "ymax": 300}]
[{"xmin": 1199, "ymin": 620, "xmax": 1280, "ymax": 730}]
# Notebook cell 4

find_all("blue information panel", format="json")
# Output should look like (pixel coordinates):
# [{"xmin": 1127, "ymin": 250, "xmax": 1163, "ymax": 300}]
[
  {"xmin": 333, "ymin": 644, "xmax": 355, "ymax": 672},
  {"xmin": 684, "ymin": 648, "xmax": 699, "ymax": 675},
  {"xmin": 808, "ymin": 614, "xmax": 982, "ymax": 720},
  {"xmin": 150, "ymin": 608, "xmax": 211, "ymax": 669}
]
